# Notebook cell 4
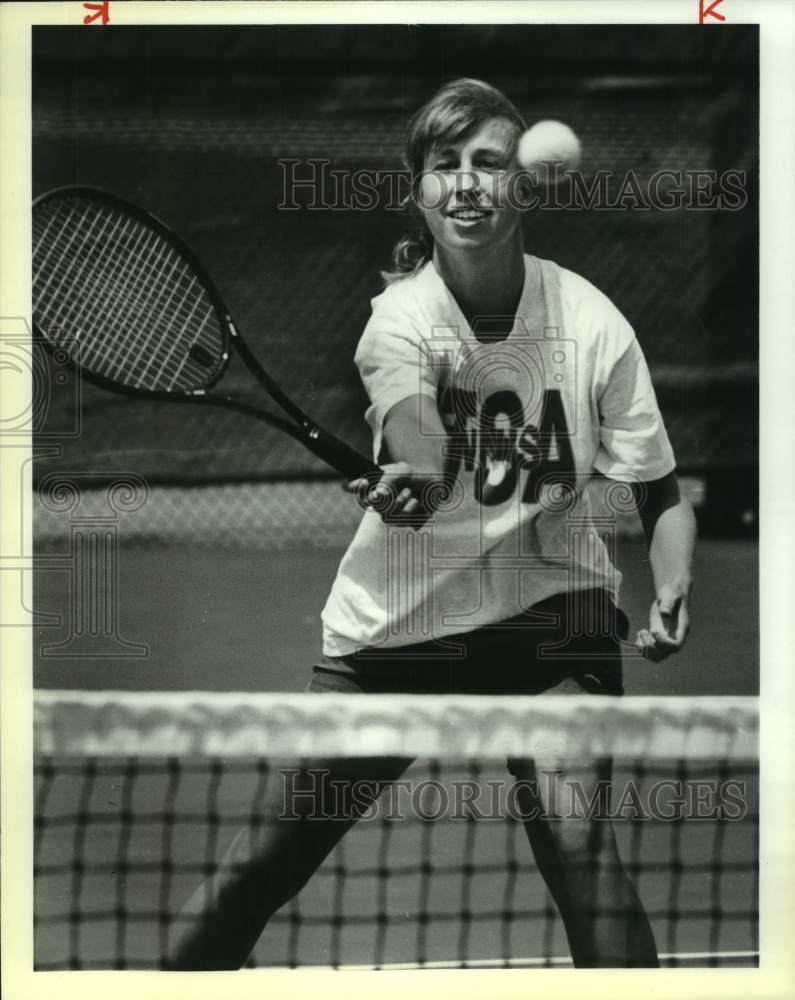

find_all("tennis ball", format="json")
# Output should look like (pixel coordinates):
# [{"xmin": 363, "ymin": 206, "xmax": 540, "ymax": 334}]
[{"xmin": 517, "ymin": 121, "xmax": 582, "ymax": 175}]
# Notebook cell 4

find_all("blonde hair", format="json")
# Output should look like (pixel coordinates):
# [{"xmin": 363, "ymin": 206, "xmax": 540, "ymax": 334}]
[{"xmin": 382, "ymin": 78, "xmax": 526, "ymax": 285}]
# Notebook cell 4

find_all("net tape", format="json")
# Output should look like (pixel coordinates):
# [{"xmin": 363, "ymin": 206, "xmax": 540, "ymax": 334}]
[{"xmin": 35, "ymin": 692, "xmax": 758, "ymax": 761}]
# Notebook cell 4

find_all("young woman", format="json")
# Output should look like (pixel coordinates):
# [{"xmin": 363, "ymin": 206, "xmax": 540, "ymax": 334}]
[{"xmin": 167, "ymin": 78, "xmax": 696, "ymax": 970}]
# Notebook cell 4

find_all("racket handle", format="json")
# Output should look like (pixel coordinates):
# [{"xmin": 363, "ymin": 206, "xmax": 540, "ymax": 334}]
[
  {"xmin": 305, "ymin": 421, "xmax": 430, "ymax": 530},
  {"xmin": 301, "ymin": 422, "xmax": 382, "ymax": 482}
]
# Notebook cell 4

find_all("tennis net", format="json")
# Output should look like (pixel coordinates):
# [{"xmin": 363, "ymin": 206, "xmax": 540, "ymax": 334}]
[{"xmin": 34, "ymin": 691, "xmax": 758, "ymax": 970}]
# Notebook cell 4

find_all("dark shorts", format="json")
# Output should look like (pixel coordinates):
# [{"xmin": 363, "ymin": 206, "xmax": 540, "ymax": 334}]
[{"xmin": 309, "ymin": 588, "xmax": 627, "ymax": 697}]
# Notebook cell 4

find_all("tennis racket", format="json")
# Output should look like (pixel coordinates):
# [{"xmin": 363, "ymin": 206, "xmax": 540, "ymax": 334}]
[{"xmin": 32, "ymin": 186, "xmax": 383, "ymax": 486}]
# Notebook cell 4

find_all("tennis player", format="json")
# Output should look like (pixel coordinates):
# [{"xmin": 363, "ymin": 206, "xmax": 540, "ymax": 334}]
[{"xmin": 167, "ymin": 78, "xmax": 696, "ymax": 970}]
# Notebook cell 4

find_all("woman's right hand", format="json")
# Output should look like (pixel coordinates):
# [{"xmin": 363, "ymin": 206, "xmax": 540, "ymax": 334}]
[{"xmin": 345, "ymin": 462, "xmax": 451, "ymax": 523}]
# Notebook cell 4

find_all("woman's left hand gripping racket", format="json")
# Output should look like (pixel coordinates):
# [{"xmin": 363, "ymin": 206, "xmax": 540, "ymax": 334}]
[{"xmin": 32, "ymin": 186, "xmax": 385, "ymax": 492}]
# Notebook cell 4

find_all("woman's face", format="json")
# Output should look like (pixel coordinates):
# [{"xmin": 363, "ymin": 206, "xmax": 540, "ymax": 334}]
[{"xmin": 417, "ymin": 117, "xmax": 524, "ymax": 256}]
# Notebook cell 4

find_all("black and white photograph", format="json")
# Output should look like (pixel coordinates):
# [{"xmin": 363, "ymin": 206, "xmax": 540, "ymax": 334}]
[{"xmin": 1, "ymin": 1, "xmax": 793, "ymax": 997}]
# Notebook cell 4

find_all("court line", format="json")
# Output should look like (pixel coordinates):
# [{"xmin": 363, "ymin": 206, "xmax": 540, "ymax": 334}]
[{"xmin": 332, "ymin": 950, "xmax": 760, "ymax": 970}]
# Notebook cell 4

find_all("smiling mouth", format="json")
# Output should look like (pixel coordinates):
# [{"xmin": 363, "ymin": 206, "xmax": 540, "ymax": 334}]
[{"xmin": 448, "ymin": 207, "xmax": 491, "ymax": 221}]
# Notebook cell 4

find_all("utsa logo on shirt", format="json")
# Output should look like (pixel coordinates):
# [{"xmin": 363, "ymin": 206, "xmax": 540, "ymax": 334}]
[{"xmin": 434, "ymin": 324, "xmax": 578, "ymax": 508}]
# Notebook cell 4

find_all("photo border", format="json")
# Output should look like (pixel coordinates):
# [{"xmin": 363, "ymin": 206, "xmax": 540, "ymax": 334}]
[{"xmin": 2, "ymin": 2, "xmax": 792, "ymax": 998}]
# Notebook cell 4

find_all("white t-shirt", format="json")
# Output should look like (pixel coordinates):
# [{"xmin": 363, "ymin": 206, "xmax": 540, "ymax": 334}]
[{"xmin": 321, "ymin": 254, "xmax": 675, "ymax": 656}]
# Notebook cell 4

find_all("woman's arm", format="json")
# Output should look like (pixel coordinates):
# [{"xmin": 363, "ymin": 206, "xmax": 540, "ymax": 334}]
[
  {"xmin": 345, "ymin": 394, "xmax": 453, "ymax": 518},
  {"xmin": 631, "ymin": 471, "xmax": 697, "ymax": 661}
]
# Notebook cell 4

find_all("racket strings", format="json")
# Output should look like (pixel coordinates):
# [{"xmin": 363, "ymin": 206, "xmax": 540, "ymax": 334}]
[
  {"xmin": 33, "ymin": 196, "xmax": 226, "ymax": 393},
  {"xmin": 36, "ymin": 203, "xmax": 208, "ymax": 370},
  {"xmin": 35, "ymin": 204, "xmax": 148, "ymax": 333},
  {"xmin": 33, "ymin": 205, "xmax": 210, "ymax": 389},
  {"xmin": 36, "ymin": 202, "xmax": 219, "ymax": 387},
  {"xmin": 102, "ymin": 229, "xmax": 193, "ymax": 383},
  {"xmin": 33, "ymin": 204, "xmax": 124, "ymax": 330},
  {"xmin": 36, "ymin": 209, "xmax": 166, "ymax": 373}
]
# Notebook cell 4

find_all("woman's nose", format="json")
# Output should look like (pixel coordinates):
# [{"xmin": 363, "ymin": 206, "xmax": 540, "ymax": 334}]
[{"xmin": 455, "ymin": 167, "xmax": 479, "ymax": 194}]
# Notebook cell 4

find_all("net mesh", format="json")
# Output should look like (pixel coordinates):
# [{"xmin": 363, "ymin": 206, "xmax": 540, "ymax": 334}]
[{"xmin": 34, "ymin": 691, "xmax": 759, "ymax": 970}]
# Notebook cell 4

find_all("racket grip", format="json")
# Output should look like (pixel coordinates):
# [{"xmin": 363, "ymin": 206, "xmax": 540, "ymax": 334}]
[
  {"xmin": 301, "ymin": 422, "xmax": 383, "ymax": 482},
  {"xmin": 303, "ymin": 422, "xmax": 431, "ymax": 530}
]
